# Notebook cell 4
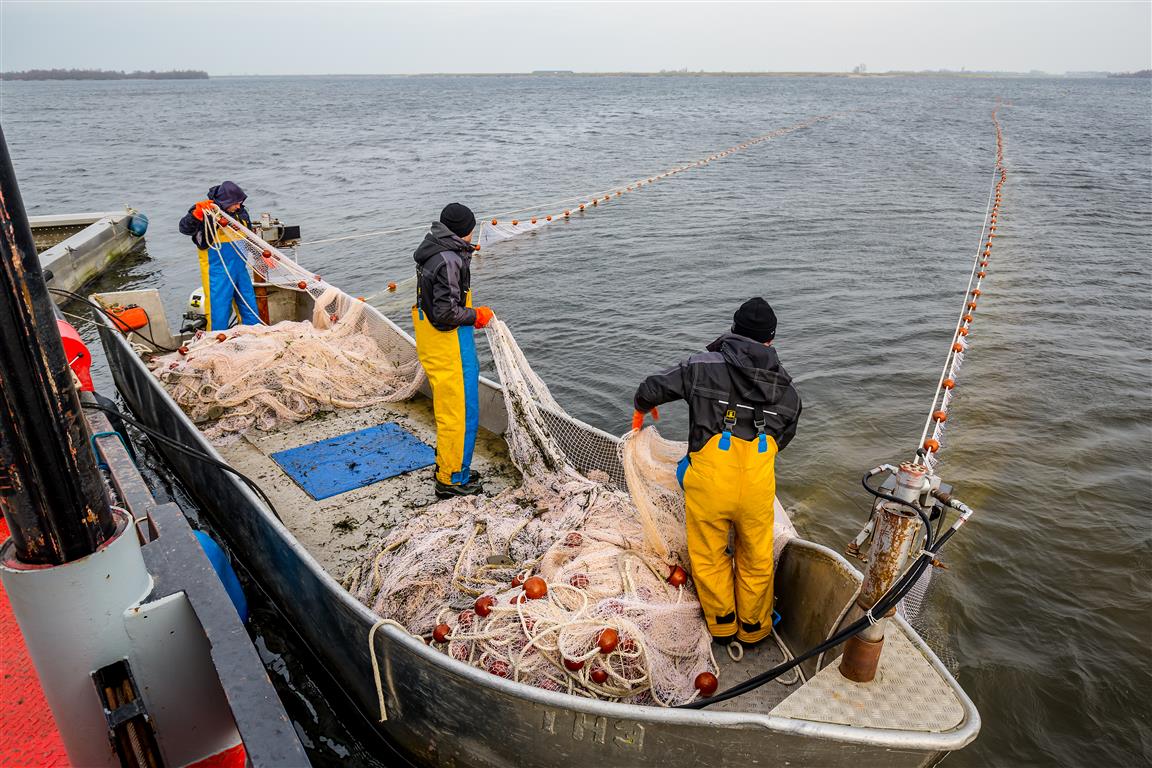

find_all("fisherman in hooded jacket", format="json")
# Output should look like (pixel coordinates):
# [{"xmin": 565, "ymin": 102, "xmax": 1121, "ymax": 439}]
[
  {"xmin": 178, "ymin": 181, "xmax": 261, "ymax": 331},
  {"xmin": 413, "ymin": 203, "xmax": 495, "ymax": 499},
  {"xmin": 632, "ymin": 298, "xmax": 801, "ymax": 645}
]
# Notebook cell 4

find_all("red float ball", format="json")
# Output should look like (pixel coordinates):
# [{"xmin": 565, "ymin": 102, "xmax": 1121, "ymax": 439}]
[
  {"xmin": 590, "ymin": 667, "xmax": 609, "ymax": 685},
  {"xmin": 695, "ymin": 672, "xmax": 719, "ymax": 697},
  {"xmin": 563, "ymin": 657, "xmax": 585, "ymax": 671},
  {"xmin": 597, "ymin": 628, "xmax": 619, "ymax": 654},
  {"xmin": 523, "ymin": 576, "xmax": 548, "ymax": 599},
  {"xmin": 432, "ymin": 623, "xmax": 451, "ymax": 644},
  {"xmin": 474, "ymin": 595, "xmax": 496, "ymax": 617},
  {"xmin": 667, "ymin": 564, "xmax": 688, "ymax": 587}
]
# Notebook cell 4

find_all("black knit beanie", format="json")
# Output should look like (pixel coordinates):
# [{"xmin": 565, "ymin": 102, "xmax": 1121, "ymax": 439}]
[
  {"xmin": 732, "ymin": 297, "xmax": 777, "ymax": 343},
  {"xmin": 439, "ymin": 202, "xmax": 476, "ymax": 238}
]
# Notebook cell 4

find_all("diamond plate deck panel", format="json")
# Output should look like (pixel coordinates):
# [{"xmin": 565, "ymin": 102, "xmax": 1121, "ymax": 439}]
[{"xmin": 770, "ymin": 623, "xmax": 965, "ymax": 731}]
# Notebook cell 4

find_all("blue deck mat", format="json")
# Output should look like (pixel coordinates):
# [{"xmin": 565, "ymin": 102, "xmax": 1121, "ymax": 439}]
[{"xmin": 270, "ymin": 423, "xmax": 436, "ymax": 500}]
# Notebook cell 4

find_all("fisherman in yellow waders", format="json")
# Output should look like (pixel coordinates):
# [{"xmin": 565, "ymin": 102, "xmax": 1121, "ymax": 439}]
[
  {"xmin": 632, "ymin": 298, "xmax": 801, "ymax": 645},
  {"xmin": 177, "ymin": 181, "xmax": 261, "ymax": 331},
  {"xmin": 413, "ymin": 203, "xmax": 494, "ymax": 499}
]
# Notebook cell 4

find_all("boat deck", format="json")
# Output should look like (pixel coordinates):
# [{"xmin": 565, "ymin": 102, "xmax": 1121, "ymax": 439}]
[{"xmin": 217, "ymin": 395, "xmax": 967, "ymax": 726}]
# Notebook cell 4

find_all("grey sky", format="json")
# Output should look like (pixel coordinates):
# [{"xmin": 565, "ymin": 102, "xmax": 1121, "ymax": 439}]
[{"xmin": 2, "ymin": 2, "xmax": 1149, "ymax": 75}]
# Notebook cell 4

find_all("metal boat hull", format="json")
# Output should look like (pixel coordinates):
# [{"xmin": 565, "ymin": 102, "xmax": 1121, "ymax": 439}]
[{"xmin": 98, "ymin": 319, "xmax": 977, "ymax": 768}]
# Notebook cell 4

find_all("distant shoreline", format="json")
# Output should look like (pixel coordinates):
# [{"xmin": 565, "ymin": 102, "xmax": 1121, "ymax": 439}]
[
  {"xmin": 2, "ymin": 69, "xmax": 1142, "ymax": 81},
  {"xmin": 0, "ymin": 69, "xmax": 208, "ymax": 81},
  {"xmin": 212, "ymin": 70, "xmax": 1133, "ymax": 79}
]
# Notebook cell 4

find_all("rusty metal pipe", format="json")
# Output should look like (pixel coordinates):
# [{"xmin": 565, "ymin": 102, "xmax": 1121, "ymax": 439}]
[
  {"xmin": 839, "ymin": 461, "xmax": 926, "ymax": 682},
  {"xmin": 0, "ymin": 124, "xmax": 115, "ymax": 564}
]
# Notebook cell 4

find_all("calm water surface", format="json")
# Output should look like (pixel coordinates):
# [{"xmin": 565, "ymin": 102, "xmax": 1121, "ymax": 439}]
[{"xmin": 4, "ymin": 74, "xmax": 1150, "ymax": 767}]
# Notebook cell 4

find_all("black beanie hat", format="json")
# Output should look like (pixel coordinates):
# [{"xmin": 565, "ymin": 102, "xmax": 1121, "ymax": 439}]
[
  {"xmin": 732, "ymin": 297, "xmax": 777, "ymax": 343},
  {"xmin": 439, "ymin": 202, "xmax": 476, "ymax": 238}
]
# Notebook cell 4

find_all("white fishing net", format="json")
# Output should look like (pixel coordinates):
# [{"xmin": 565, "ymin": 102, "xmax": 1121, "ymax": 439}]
[
  {"xmin": 352, "ymin": 319, "xmax": 798, "ymax": 706},
  {"xmin": 149, "ymin": 283, "xmax": 424, "ymax": 445}
]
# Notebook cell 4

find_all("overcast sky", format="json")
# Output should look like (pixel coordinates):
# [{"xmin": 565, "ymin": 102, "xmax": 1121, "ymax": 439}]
[{"xmin": 1, "ymin": 2, "xmax": 1149, "ymax": 75}]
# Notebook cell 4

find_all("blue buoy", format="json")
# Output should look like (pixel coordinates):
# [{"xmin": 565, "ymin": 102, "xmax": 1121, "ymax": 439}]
[
  {"xmin": 127, "ymin": 212, "xmax": 149, "ymax": 237},
  {"xmin": 193, "ymin": 530, "xmax": 249, "ymax": 623}
]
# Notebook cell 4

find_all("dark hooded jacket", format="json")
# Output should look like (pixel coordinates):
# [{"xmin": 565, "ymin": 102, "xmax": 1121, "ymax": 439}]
[
  {"xmin": 634, "ymin": 333, "xmax": 802, "ymax": 454},
  {"xmin": 413, "ymin": 221, "xmax": 478, "ymax": 331},
  {"xmin": 178, "ymin": 181, "xmax": 251, "ymax": 250}
]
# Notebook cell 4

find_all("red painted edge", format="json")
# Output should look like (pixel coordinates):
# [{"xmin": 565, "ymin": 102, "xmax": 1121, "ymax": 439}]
[
  {"xmin": 0, "ymin": 517, "xmax": 71, "ymax": 767},
  {"xmin": 186, "ymin": 741, "xmax": 247, "ymax": 768}
]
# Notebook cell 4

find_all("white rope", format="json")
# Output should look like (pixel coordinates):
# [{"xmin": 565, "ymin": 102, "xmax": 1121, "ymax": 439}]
[
  {"xmin": 915, "ymin": 111, "xmax": 1006, "ymax": 459},
  {"xmin": 368, "ymin": 618, "xmax": 421, "ymax": 722}
]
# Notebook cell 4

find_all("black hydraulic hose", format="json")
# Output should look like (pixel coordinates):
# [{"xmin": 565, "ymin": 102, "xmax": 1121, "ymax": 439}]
[
  {"xmin": 49, "ymin": 287, "xmax": 180, "ymax": 353},
  {"xmin": 679, "ymin": 553, "xmax": 937, "ymax": 709},
  {"xmin": 81, "ymin": 401, "xmax": 282, "ymax": 522}
]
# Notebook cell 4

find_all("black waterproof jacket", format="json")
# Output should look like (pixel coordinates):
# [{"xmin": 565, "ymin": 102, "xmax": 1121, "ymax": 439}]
[
  {"xmin": 634, "ymin": 333, "xmax": 802, "ymax": 455},
  {"xmin": 413, "ymin": 221, "xmax": 478, "ymax": 331},
  {"xmin": 178, "ymin": 182, "xmax": 251, "ymax": 250}
]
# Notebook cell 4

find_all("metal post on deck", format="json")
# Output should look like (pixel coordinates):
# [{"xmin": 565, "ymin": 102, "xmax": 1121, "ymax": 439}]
[
  {"xmin": 0, "ymin": 123, "xmax": 116, "ymax": 564},
  {"xmin": 839, "ymin": 461, "xmax": 926, "ymax": 683}
]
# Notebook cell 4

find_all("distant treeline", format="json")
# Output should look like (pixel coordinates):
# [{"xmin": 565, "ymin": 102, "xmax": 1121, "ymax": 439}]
[
  {"xmin": 1108, "ymin": 69, "xmax": 1151, "ymax": 79},
  {"xmin": 0, "ymin": 69, "xmax": 208, "ymax": 81}
]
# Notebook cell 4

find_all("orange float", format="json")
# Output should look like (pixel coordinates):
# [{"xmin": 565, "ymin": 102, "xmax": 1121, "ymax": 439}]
[
  {"xmin": 523, "ymin": 576, "xmax": 548, "ymax": 599},
  {"xmin": 475, "ymin": 595, "xmax": 496, "ymax": 617}
]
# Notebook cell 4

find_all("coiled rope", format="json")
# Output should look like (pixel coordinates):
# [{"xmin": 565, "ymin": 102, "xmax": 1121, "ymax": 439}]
[{"xmin": 916, "ymin": 106, "xmax": 1007, "ymax": 471}]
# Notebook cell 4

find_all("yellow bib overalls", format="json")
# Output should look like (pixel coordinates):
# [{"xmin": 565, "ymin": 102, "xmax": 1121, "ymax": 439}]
[
  {"xmin": 680, "ymin": 399, "xmax": 778, "ymax": 643},
  {"xmin": 412, "ymin": 290, "xmax": 479, "ymax": 486}
]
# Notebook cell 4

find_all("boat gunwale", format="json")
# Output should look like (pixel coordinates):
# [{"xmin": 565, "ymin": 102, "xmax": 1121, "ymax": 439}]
[{"xmin": 92, "ymin": 291, "xmax": 980, "ymax": 754}]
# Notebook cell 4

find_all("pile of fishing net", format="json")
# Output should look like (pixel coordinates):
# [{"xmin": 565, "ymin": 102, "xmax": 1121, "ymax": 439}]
[
  {"xmin": 352, "ymin": 319, "xmax": 797, "ymax": 706},
  {"xmin": 149, "ymin": 287, "xmax": 423, "ymax": 444}
]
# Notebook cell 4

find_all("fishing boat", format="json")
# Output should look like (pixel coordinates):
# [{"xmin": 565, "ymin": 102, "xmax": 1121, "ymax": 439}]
[{"xmin": 90, "ymin": 213, "xmax": 980, "ymax": 767}]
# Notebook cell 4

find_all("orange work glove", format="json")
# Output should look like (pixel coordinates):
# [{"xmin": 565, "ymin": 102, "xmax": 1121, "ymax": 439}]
[
  {"xmin": 474, "ymin": 306, "xmax": 494, "ymax": 329},
  {"xmin": 191, "ymin": 199, "xmax": 214, "ymax": 221},
  {"xmin": 631, "ymin": 407, "xmax": 660, "ymax": 431}
]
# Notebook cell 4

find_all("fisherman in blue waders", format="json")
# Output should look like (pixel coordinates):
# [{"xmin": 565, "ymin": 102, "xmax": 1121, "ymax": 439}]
[
  {"xmin": 413, "ymin": 203, "xmax": 495, "ymax": 499},
  {"xmin": 632, "ymin": 298, "xmax": 801, "ymax": 646},
  {"xmin": 178, "ymin": 181, "xmax": 262, "ymax": 331}
]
